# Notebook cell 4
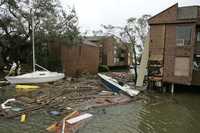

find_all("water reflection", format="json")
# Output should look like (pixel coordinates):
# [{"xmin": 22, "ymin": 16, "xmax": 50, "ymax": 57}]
[{"xmin": 80, "ymin": 92, "xmax": 200, "ymax": 133}]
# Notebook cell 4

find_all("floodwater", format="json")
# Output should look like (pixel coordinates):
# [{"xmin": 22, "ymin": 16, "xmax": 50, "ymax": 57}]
[
  {"xmin": 80, "ymin": 88, "xmax": 200, "ymax": 133},
  {"xmin": 0, "ymin": 84, "xmax": 200, "ymax": 133}
]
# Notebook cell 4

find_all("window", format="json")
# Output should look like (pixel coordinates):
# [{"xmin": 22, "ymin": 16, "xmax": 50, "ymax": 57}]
[{"xmin": 176, "ymin": 26, "xmax": 192, "ymax": 46}]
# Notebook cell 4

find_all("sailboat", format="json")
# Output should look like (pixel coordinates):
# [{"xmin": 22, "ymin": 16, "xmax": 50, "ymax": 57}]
[
  {"xmin": 5, "ymin": 4, "xmax": 65, "ymax": 84},
  {"xmin": 5, "ymin": 70, "xmax": 65, "ymax": 84}
]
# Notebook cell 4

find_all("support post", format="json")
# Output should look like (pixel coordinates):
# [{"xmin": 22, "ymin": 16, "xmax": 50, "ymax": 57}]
[
  {"xmin": 163, "ymin": 86, "xmax": 166, "ymax": 93},
  {"xmin": 171, "ymin": 83, "xmax": 174, "ymax": 94}
]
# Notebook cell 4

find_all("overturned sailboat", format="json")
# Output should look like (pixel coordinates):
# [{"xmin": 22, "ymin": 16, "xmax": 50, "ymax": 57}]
[{"xmin": 98, "ymin": 73, "xmax": 140, "ymax": 97}]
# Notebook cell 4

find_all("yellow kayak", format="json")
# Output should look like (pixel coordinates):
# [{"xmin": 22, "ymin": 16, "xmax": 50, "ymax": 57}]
[{"xmin": 16, "ymin": 85, "xmax": 40, "ymax": 90}]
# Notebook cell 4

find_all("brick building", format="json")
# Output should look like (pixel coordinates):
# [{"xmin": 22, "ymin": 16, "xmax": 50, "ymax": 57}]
[
  {"xmin": 148, "ymin": 3, "xmax": 200, "ymax": 86},
  {"xmin": 86, "ymin": 36, "xmax": 131, "ymax": 67},
  {"xmin": 48, "ymin": 35, "xmax": 131, "ymax": 76}
]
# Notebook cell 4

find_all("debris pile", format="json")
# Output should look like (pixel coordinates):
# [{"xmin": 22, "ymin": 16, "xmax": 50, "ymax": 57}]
[{"xmin": 0, "ymin": 72, "xmax": 141, "ymax": 132}]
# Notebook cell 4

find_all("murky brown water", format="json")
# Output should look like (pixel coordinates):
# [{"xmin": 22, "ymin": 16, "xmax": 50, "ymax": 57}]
[
  {"xmin": 79, "ymin": 91, "xmax": 200, "ymax": 133},
  {"xmin": 0, "ymin": 85, "xmax": 200, "ymax": 133}
]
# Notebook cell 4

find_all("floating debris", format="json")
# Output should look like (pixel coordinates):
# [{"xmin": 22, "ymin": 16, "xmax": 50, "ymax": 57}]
[
  {"xmin": 11, "ymin": 107, "xmax": 23, "ymax": 112},
  {"xmin": 1, "ymin": 98, "xmax": 16, "ymax": 109},
  {"xmin": 0, "ymin": 72, "xmax": 142, "ymax": 132},
  {"xmin": 66, "ymin": 113, "xmax": 93, "ymax": 124},
  {"xmin": 49, "ymin": 111, "xmax": 61, "ymax": 116},
  {"xmin": 16, "ymin": 85, "xmax": 40, "ymax": 91},
  {"xmin": 20, "ymin": 114, "xmax": 26, "ymax": 123}
]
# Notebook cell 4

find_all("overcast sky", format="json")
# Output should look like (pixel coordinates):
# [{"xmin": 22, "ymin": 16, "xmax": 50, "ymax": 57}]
[{"xmin": 60, "ymin": 0, "xmax": 200, "ymax": 33}]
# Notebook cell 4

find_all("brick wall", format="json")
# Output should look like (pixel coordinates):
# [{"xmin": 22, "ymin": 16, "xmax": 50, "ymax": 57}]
[{"xmin": 101, "ymin": 37, "xmax": 130, "ymax": 67}]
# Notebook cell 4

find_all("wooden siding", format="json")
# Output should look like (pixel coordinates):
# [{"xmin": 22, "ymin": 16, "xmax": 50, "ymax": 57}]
[
  {"xmin": 174, "ymin": 57, "xmax": 190, "ymax": 76},
  {"xmin": 148, "ymin": 4, "xmax": 200, "ymax": 85},
  {"xmin": 149, "ymin": 25, "xmax": 165, "ymax": 49},
  {"xmin": 148, "ymin": 25, "xmax": 165, "ymax": 78},
  {"xmin": 149, "ymin": 24, "xmax": 165, "ymax": 62},
  {"xmin": 61, "ymin": 44, "xmax": 99, "ymax": 77},
  {"xmin": 162, "ymin": 24, "xmax": 195, "ymax": 85}
]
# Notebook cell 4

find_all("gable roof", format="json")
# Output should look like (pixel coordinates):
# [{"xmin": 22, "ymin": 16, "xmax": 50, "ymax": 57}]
[
  {"xmin": 148, "ymin": 3, "xmax": 178, "ymax": 23},
  {"xmin": 149, "ymin": 3, "xmax": 200, "ymax": 25}
]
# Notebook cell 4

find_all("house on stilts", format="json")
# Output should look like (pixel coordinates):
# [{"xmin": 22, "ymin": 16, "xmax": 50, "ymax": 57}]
[{"xmin": 148, "ymin": 3, "xmax": 200, "ymax": 91}]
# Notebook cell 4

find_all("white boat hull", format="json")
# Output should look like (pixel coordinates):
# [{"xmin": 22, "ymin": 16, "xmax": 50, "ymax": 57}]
[
  {"xmin": 5, "ymin": 71, "xmax": 65, "ymax": 84},
  {"xmin": 98, "ymin": 73, "xmax": 140, "ymax": 97}
]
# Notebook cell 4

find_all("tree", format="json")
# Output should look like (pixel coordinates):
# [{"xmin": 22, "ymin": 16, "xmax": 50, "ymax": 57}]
[
  {"xmin": 102, "ymin": 15, "xmax": 151, "ymax": 84},
  {"xmin": 120, "ymin": 24, "xmax": 138, "ymax": 84},
  {"xmin": 0, "ymin": 0, "xmax": 80, "ymax": 69}
]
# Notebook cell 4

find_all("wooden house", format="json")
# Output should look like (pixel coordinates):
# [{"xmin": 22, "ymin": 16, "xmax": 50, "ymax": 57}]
[{"xmin": 148, "ymin": 3, "xmax": 200, "ymax": 86}]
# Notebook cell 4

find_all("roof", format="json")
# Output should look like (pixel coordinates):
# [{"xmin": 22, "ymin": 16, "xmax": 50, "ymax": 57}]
[
  {"xmin": 148, "ymin": 3, "xmax": 200, "ymax": 24},
  {"xmin": 148, "ymin": 3, "xmax": 178, "ymax": 22},
  {"xmin": 85, "ymin": 35, "xmax": 124, "ymax": 43},
  {"xmin": 85, "ymin": 36, "xmax": 107, "ymax": 42},
  {"xmin": 85, "ymin": 35, "xmax": 128, "ymax": 49},
  {"xmin": 82, "ymin": 40, "xmax": 99, "ymax": 47}
]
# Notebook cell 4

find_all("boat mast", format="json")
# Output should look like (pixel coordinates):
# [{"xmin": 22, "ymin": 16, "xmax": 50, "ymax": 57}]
[{"xmin": 31, "ymin": 1, "xmax": 36, "ymax": 72}]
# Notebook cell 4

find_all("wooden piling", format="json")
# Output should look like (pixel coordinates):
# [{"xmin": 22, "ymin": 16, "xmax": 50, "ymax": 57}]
[{"xmin": 171, "ymin": 84, "xmax": 174, "ymax": 94}]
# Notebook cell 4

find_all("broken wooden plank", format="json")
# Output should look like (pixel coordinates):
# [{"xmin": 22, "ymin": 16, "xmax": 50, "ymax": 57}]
[
  {"xmin": 136, "ymin": 34, "xmax": 149, "ymax": 87},
  {"xmin": 66, "ymin": 113, "xmax": 93, "ymax": 124}
]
